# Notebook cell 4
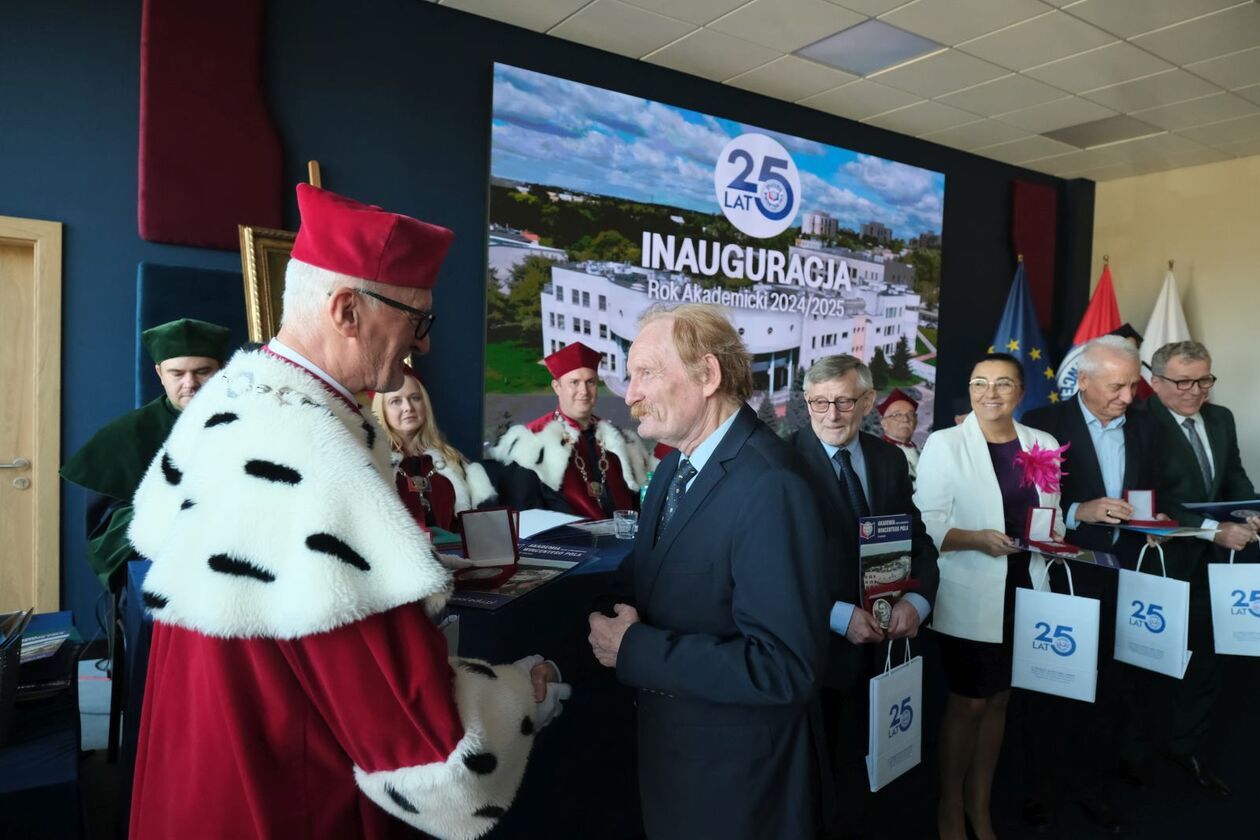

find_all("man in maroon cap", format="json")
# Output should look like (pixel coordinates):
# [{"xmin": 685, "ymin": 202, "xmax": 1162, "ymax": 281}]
[
  {"xmin": 128, "ymin": 185, "xmax": 568, "ymax": 839},
  {"xmin": 489, "ymin": 340, "xmax": 652, "ymax": 519},
  {"xmin": 877, "ymin": 388, "xmax": 921, "ymax": 484}
]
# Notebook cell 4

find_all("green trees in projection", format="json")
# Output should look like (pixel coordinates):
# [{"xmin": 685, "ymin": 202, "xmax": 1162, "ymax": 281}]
[
  {"xmin": 905, "ymin": 248, "xmax": 941, "ymax": 309},
  {"xmin": 891, "ymin": 335, "xmax": 913, "ymax": 380},
  {"xmin": 505, "ymin": 255, "xmax": 554, "ymax": 339},
  {"xmin": 756, "ymin": 393, "xmax": 780, "ymax": 436},
  {"xmin": 568, "ymin": 229, "xmax": 640, "ymax": 264},
  {"xmin": 870, "ymin": 347, "xmax": 890, "ymax": 390}
]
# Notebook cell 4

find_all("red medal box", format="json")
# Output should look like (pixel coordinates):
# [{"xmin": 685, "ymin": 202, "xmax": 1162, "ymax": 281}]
[
  {"xmin": 454, "ymin": 507, "xmax": 519, "ymax": 590},
  {"xmin": 1123, "ymin": 489, "xmax": 1178, "ymax": 528},
  {"xmin": 1023, "ymin": 506, "xmax": 1081, "ymax": 557}
]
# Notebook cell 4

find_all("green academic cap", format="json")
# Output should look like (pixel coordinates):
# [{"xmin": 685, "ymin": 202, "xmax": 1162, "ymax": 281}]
[{"xmin": 142, "ymin": 318, "xmax": 232, "ymax": 364}]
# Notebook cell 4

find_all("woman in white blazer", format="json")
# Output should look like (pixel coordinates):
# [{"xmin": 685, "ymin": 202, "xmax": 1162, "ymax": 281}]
[{"xmin": 913, "ymin": 353, "xmax": 1065, "ymax": 840}]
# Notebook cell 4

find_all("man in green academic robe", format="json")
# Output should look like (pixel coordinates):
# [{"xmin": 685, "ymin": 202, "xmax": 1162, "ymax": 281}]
[{"xmin": 61, "ymin": 318, "xmax": 232, "ymax": 589}]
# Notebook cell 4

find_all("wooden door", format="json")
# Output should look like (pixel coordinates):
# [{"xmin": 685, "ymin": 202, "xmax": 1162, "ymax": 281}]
[{"xmin": 0, "ymin": 215, "xmax": 61, "ymax": 612}]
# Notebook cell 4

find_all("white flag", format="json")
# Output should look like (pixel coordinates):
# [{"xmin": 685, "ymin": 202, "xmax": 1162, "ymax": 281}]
[{"xmin": 1140, "ymin": 270, "xmax": 1191, "ymax": 384}]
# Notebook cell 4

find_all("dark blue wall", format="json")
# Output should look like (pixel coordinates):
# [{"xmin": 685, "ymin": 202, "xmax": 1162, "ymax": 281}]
[{"xmin": 2, "ymin": 0, "xmax": 1093, "ymax": 632}]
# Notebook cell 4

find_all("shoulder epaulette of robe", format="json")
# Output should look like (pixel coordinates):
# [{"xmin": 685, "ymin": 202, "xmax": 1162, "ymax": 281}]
[{"xmin": 130, "ymin": 348, "xmax": 450, "ymax": 639}]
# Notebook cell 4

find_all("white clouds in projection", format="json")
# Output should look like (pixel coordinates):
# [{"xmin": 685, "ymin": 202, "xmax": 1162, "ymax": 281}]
[{"xmin": 491, "ymin": 64, "xmax": 944, "ymax": 238}]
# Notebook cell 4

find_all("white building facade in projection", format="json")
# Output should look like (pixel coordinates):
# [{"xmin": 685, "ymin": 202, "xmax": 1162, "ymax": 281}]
[{"xmin": 540, "ymin": 243, "xmax": 923, "ymax": 402}]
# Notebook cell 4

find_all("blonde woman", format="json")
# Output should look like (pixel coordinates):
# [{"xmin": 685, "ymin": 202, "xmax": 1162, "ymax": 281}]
[{"xmin": 372, "ymin": 372, "xmax": 495, "ymax": 532}]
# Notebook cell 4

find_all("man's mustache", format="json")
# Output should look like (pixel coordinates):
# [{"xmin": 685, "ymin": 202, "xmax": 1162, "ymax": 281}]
[{"xmin": 630, "ymin": 402, "xmax": 651, "ymax": 420}]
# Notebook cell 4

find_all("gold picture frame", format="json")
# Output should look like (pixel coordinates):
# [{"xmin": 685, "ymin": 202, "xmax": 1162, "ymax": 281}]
[{"xmin": 238, "ymin": 224, "xmax": 297, "ymax": 343}]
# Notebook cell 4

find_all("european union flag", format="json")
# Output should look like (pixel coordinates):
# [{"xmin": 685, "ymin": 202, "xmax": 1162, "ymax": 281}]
[{"xmin": 989, "ymin": 262, "xmax": 1055, "ymax": 419}]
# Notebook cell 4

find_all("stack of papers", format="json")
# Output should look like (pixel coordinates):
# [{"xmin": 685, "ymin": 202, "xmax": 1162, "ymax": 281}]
[{"xmin": 20, "ymin": 629, "xmax": 71, "ymax": 663}]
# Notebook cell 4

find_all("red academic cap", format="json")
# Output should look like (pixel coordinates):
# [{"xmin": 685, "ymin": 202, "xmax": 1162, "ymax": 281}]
[
  {"xmin": 877, "ymin": 388, "xmax": 918, "ymax": 416},
  {"xmin": 543, "ymin": 342, "xmax": 603, "ymax": 379},
  {"xmin": 291, "ymin": 184, "xmax": 454, "ymax": 289}
]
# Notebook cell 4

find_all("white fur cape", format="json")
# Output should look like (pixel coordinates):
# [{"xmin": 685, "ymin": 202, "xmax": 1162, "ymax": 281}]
[
  {"xmin": 128, "ymin": 347, "xmax": 538, "ymax": 839},
  {"xmin": 487, "ymin": 417, "xmax": 652, "ymax": 492}
]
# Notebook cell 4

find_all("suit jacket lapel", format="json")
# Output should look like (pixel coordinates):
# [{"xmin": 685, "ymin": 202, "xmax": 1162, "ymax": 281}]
[
  {"xmin": 801, "ymin": 425, "xmax": 858, "ymax": 550},
  {"xmin": 1203, "ymin": 406, "xmax": 1227, "ymax": 499},
  {"xmin": 1152, "ymin": 399, "xmax": 1210, "ymax": 498},
  {"xmin": 1122, "ymin": 411, "xmax": 1143, "ymax": 492},
  {"xmin": 858, "ymin": 434, "xmax": 890, "ymax": 514},
  {"xmin": 641, "ymin": 406, "xmax": 756, "ymax": 605},
  {"xmin": 634, "ymin": 452, "xmax": 675, "ymax": 598}
]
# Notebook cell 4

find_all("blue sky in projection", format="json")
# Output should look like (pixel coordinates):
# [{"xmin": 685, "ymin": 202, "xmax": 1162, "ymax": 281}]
[{"xmin": 490, "ymin": 64, "xmax": 945, "ymax": 238}]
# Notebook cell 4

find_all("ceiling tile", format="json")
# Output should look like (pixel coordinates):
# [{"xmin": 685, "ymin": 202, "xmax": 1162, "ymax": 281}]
[
  {"xmin": 440, "ymin": 0, "xmax": 592, "ymax": 32},
  {"xmin": 878, "ymin": 0, "xmax": 1053, "ymax": 47},
  {"xmin": 621, "ymin": 0, "xmax": 749, "ymax": 25},
  {"xmin": 726, "ymin": 56, "xmax": 859, "ymax": 101},
  {"xmin": 863, "ymin": 100, "xmax": 985, "ymax": 134},
  {"xmin": 1024, "ymin": 145, "xmax": 1127, "ymax": 175},
  {"xmin": 1082, "ymin": 69, "xmax": 1221, "ymax": 111},
  {"xmin": 1043, "ymin": 114, "xmax": 1164, "ymax": 147},
  {"xmin": 1187, "ymin": 46, "xmax": 1260, "ymax": 91},
  {"xmin": 709, "ymin": 0, "xmax": 866, "ymax": 53},
  {"xmin": 1177, "ymin": 112, "xmax": 1260, "ymax": 145},
  {"xmin": 797, "ymin": 19, "xmax": 941, "ymax": 76},
  {"xmin": 956, "ymin": 10, "xmax": 1116, "ymax": 71},
  {"xmin": 995, "ymin": 95, "xmax": 1117, "ymax": 132},
  {"xmin": 1075, "ymin": 162, "xmax": 1145, "ymax": 181},
  {"xmin": 1109, "ymin": 132, "xmax": 1211, "ymax": 163},
  {"xmin": 1215, "ymin": 135, "xmax": 1260, "ymax": 157},
  {"xmin": 645, "ymin": 27, "xmax": 782, "ymax": 80},
  {"xmin": 828, "ymin": 0, "xmax": 909, "ymax": 15},
  {"xmin": 936, "ymin": 73, "xmax": 1066, "ymax": 116},
  {"xmin": 868, "ymin": 50, "xmax": 1007, "ymax": 98},
  {"xmin": 1132, "ymin": 92, "xmax": 1260, "ymax": 131},
  {"xmin": 974, "ymin": 134, "xmax": 1079, "ymax": 164},
  {"xmin": 1063, "ymin": 0, "xmax": 1242, "ymax": 40},
  {"xmin": 798, "ymin": 79, "xmax": 925, "ymax": 120},
  {"xmin": 1237, "ymin": 83, "xmax": 1260, "ymax": 106},
  {"xmin": 920, "ymin": 118, "xmax": 1030, "ymax": 150},
  {"xmin": 1024, "ymin": 41, "xmax": 1174, "ymax": 92},
  {"xmin": 1131, "ymin": 3, "xmax": 1260, "ymax": 66},
  {"xmin": 548, "ymin": 0, "xmax": 695, "ymax": 57}
]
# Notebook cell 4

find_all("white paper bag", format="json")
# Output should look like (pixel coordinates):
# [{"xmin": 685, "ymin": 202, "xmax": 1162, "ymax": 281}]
[
  {"xmin": 1114, "ymin": 544, "xmax": 1192, "ymax": 678},
  {"xmin": 1012, "ymin": 562, "xmax": 1099, "ymax": 702},
  {"xmin": 866, "ymin": 640, "xmax": 923, "ymax": 792},
  {"xmin": 1208, "ymin": 551, "xmax": 1260, "ymax": 657}
]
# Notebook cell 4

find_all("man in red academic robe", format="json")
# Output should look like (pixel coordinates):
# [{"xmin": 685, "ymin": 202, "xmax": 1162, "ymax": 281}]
[
  {"xmin": 128, "ymin": 185, "xmax": 569, "ymax": 839},
  {"xmin": 490, "ymin": 341, "xmax": 652, "ymax": 519},
  {"xmin": 877, "ymin": 388, "xmax": 921, "ymax": 484}
]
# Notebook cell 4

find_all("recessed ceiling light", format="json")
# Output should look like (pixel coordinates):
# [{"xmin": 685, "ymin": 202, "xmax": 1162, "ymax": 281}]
[
  {"xmin": 1042, "ymin": 115, "xmax": 1165, "ymax": 149},
  {"xmin": 796, "ymin": 19, "xmax": 941, "ymax": 77}
]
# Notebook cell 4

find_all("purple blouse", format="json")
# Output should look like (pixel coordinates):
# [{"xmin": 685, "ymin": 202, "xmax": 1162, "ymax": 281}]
[{"xmin": 987, "ymin": 439, "xmax": 1040, "ymax": 539}]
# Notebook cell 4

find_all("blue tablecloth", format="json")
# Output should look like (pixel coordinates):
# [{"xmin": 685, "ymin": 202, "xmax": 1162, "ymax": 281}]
[{"xmin": 123, "ymin": 534, "xmax": 642, "ymax": 837}]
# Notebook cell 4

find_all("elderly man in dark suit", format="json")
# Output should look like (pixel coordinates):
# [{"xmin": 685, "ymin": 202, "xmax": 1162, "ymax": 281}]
[
  {"xmin": 1021, "ymin": 335, "xmax": 1160, "ymax": 832},
  {"xmin": 587, "ymin": 303, "xmax": 831, "ymax": 840},
  {"xmin": 1141, "ymin": 340, "xmax": 1258, "ymax": 797},
  {"xmin": 790, "ymin": 354, "xmax": 938, "ymax": 838}
]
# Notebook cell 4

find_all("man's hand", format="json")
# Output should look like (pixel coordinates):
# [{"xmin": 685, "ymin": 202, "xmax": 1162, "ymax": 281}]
[
  {"xmin": 529, "ymin": 660, "xmax": 560, "ymax": 702},
  {"xmin": 886, "ymin": 600, "xmax": 921, "ymax": 640},
  {"xmin": 1215, "ymin": 521, "xmax": 1259, "ymax": 552},
  {"xmin": 511, "ymin": 655, "xmax": 572, "ymax": 730},
  {"xmin": 974, "ymin": 529, "xmax": 1019, "ymax": 557},
  {"xmin": 845, "ymin": 609, "xmax": 885, "ymax": 644},
  {"xmin": 1076, "ymin": 497, "xmax": 1134, "ymax": 525},
  {"xmin": 588, "ymin": 604, "xmax": 640, "ymax": 668}
]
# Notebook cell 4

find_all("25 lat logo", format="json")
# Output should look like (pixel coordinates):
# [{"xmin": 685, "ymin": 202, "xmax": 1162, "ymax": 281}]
[
  {"xmin": 1230, "ymin": 589, "xmax": 1260, "ymax": 618},
  {"xmin": 1033, "ymin": 622, "xmax": 1076, "ymax": 656},
  {"xmin": 713, "ymin": 133, "xmax": 801, "ymax": 239},
  {"xmin": 1130, "ymin": 600, "xmax": 1166, "ymax": 633},
  {"xmin": 887, "ymin": 696, "xmax": 913, "ymax": 738}
]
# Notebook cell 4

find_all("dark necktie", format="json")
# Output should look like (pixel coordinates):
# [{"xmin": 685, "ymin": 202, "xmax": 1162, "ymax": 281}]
[
  {"xmin": 655, "ymin": 459, "xmax": 697, "ymax": 544},
  {"xmin": 833, "ymin": 448, "xmax": 870, "ymax": 518},
  {"xmin": 1182, "ymin": 417, "xmax": 1213, "ymax": 492}
]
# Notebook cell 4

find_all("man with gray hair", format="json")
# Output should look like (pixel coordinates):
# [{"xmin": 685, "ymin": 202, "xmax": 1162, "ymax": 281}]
[
  {"xmin": 587, "ymin": 303, "xmax": 831, "ymax": 839},
  {"xmin": 1138, "ymin": 339, "xmax": 1257, "ymax": 797},
  {"xmin": 128, "ymin": 185, "xmax": 566, "ymax": 839},
  {"xmin": 1020, "ymin": 334, "xmax": 1165, "ymax": 831},
  {"xmin": 789, "ymin": 354, "xmax": 938, "ymax": 835}
]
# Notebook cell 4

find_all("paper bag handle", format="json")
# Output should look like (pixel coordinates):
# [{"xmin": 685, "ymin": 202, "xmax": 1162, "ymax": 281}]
[
  {"xmin": 1136, "ymin": 542, "xmax": 1167, "ymax": 577},
  {"xmin": 1228, "ymin": 550, "xmax": 1236, "ymax": 565},
  {"xmin": 1033, "ymin": 556, "xmax": 1075, "ymax": 596},
  {"xmin": 882, "ymin": 638, "xmax": 914, "ymax": 674}
]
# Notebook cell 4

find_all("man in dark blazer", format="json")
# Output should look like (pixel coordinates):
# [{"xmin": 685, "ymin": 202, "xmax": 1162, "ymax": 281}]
[
  {"xmin": 587, "ymin": 304, "xmax": 831, "ymax": 840},
  {"xmin": 1140, "ymin": 340, "xmax": 1258, "ymax": 797},
  {"xmin": 789, "ymin": 354, "xmax": 938, "ymax": 838},
  {"xmin": 1021, "ymin": 335, "xmax": 1160, "ymax": 831}
]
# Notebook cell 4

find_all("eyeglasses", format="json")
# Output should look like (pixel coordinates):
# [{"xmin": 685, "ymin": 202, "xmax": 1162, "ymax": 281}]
[
  {"xmin": 356, "ymin": 289, "xmax": 436, "ymax": 341},
  {"xmin": 883, "ymin": 412, "xmax": 915, "ymax": 422},
  {"xmin": 968, "ymin": 377, "xmax": 1017, "ymax": 394},
  {"xmin": 1155, "ymin": 374, "xmax": 1217, "ymax": 392},
  {"xmin": 807, "ymin": 392, "xmax": 869, "ymax": 414}
]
